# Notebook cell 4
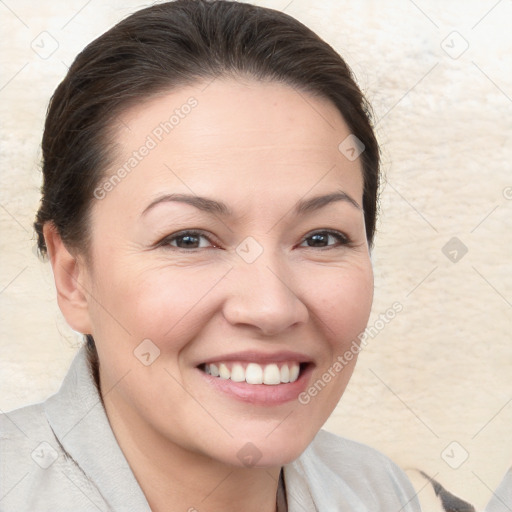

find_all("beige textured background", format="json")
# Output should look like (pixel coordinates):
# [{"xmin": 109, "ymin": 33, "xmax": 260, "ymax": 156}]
[{"xmin": 1, "ymin": 0, "xmax": 511, "ymax": 508}]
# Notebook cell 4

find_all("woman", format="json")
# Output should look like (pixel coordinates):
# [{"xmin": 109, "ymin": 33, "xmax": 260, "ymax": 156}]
[{"xmin": 0, "ymin": 1, "xmax": 422, "ymax": 510}]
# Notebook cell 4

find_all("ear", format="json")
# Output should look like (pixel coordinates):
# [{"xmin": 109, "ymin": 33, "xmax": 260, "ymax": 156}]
[{"xmin": 43, "ymin": 223, "xmax": 93, "ymax": 335}]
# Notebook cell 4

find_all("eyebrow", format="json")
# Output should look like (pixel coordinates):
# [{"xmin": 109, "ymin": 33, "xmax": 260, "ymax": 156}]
[{"xmin": 141, "ymin": 190, "xmax": 361, "ymax": 218}]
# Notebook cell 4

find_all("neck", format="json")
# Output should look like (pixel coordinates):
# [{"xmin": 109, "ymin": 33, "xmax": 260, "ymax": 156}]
[{"xmin": 102, "ymin": 386, "xmax": 282, "ymax": 512}]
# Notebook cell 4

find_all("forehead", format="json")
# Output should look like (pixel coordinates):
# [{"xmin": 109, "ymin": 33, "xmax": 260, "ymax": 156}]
[{"xmin": 101, "ymin": 78, "xmax": 364, "ymax": 215}]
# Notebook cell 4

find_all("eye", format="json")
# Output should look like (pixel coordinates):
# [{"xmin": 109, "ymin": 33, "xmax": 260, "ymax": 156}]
[
  {"xmin": 157, "ymin": 229, "xmax": 350, "ymax": 251},
  {"xmin": 299, "ymin": 229, "xmax": 350, "ymax": 249},
  {"xmin": 159, "ymin": 230, "xmax": 218, "ymax": 250}
]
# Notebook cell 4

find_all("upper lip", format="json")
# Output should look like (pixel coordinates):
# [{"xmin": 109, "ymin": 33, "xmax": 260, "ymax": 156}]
[{"xmin": 198, "ymin": 350, "xmax": 314, "ymax": 366}]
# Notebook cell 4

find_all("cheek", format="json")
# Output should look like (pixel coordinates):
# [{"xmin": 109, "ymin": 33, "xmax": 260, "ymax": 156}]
[
  {"xmin": 295, "ymin": 261, "xmax": 373, "ymax": 423},
  {"xmin": 308, "ymin": 261, "xmax": 374, "ymax": 346},
  {"xmin": 92, "ymin": 261, "xmax": 231, "ymax": 346}
]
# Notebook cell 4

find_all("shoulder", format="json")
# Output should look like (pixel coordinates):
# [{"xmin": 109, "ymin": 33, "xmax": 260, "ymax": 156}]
[
  {"xmin": 0, "ymin": 400, "xmax": 50, "ymax": 447},
  {"xmin": 0, "ymin": 397, "xmax": 107, "ymax": 511},
  {"xmin": 287, "ymin": 429, "xmax": 421, "ymax": 510},
  {"xmin": 485, "ymin": 467, "xmax": 512, "ymax": 512},
  {"xmin": 0, "ymin": 401, "xmax": 59, "ymax": 486}
]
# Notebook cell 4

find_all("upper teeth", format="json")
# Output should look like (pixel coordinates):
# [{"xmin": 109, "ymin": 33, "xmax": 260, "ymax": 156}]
[{"xmin": 204, "ymin": 362, "xmax": 301, "ymax": 385}]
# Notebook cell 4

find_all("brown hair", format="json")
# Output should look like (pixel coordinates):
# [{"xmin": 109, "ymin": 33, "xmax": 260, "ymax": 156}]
[{"xmin": 33, "ymin": 0, "xmax": 380, "ymax": 375}]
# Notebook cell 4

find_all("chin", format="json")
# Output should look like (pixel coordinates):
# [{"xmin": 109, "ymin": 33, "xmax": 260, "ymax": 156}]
[{"xmin": 219, "ymin": 428, "xmax": 317, "ymax": 469}]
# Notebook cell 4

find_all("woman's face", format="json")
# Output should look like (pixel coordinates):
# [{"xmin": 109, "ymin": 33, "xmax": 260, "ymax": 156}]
[{"xmin": 78, "ymin": 78, "xmax": 374, "ymax": 468}]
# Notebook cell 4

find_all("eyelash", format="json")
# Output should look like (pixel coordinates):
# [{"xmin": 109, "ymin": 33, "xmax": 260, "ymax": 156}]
[{"xmin": 157, "ymin": 229, "xmax": 351, "ymax": 251}]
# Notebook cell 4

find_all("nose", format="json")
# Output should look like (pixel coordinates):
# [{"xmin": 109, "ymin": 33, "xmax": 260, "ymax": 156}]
[{"xmin": 222, "ymin": 250, "xmax": 309, "ymax": 336}]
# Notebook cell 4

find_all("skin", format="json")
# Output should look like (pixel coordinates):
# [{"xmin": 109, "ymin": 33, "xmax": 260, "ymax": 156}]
[{"xmin": 44, "ymin": 77, "xmax": 374, "ymax": 512}]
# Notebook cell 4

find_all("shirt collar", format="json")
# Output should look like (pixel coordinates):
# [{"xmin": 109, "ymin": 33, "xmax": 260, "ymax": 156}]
[{"xmin": 44, "ymin": 345, "xmax": 152, "ymax": 511}]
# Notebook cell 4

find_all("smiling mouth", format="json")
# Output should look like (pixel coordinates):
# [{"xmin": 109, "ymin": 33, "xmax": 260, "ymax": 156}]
[{"xmin": 198, "ymin": 361, "xmax": 309, "ymax": 385}]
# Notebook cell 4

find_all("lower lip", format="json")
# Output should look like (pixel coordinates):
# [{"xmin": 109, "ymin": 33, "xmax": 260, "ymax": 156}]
[{"xmin": 197, "ymin": 364, "xmax": 314, "ymax": 406}]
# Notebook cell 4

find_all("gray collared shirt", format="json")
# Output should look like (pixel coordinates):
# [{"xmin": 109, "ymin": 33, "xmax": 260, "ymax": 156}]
[
  {"xmin": 485, "ymin": 469, "xmax": 512, "ymax": 512},
  {"xmin": 1, "ymin": 346, "xmax": 424, "ymax": 511}
]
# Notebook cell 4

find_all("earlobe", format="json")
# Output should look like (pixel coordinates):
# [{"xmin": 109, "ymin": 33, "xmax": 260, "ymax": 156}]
[{"xmin": 43, "ymin": 222, "xmax": 93, "ymax": 335}]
